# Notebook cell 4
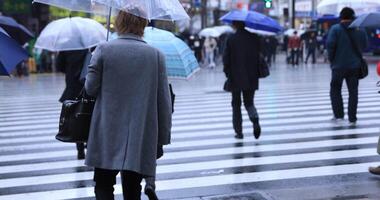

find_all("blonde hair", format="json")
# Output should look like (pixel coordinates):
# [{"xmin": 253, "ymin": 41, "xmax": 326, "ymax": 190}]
[{"xmin": 115, "ymin": 11, "xmax": 148, "ymax": 37}]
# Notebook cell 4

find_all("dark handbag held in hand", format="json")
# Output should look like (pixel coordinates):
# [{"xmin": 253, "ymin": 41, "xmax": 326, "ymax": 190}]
[
  {"xmin": 258, "ymin": 54, "xmax": 270, "ymax": 78},
  {"xmin": 56, "ymin": 90, "xmax": 95, "ymax": 143},
  {"xmin": 223, "ymin": 79, "xmax": 232, "ymax": 92}
]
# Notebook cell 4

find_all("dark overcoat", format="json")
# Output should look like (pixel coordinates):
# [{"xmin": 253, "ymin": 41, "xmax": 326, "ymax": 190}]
[
  {"xmin": 223, "ymin": 29, "xmax": 261, "ymax": 91},
  {"xmin": 57, "ymin": 50, "xmax": 88, "ymax": 102},
  {"xmin": 84, "ymin": 34, "xmax": 172, "ymax": 177}
]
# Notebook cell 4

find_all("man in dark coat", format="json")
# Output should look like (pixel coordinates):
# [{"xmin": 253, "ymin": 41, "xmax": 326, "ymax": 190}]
[
  {"xmin": 57, "ymin": 49, "xmax": 88, "ymax": 159},
  {"xmin": 327, "ymin": 7, "xmax": 368, "ymax": 126},
  {"xmin": 305, "ymin": 32, "xmax": 318, "ymax": 64},
  {"xmin": 223, "ymin": 21, "xmax": 261, "ymax": 140}
]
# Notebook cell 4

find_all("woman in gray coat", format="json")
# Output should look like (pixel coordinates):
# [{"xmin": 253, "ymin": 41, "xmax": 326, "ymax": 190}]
[{"xmin": 84, "ymin": 11, "xmax": 172, "ymax": 200}]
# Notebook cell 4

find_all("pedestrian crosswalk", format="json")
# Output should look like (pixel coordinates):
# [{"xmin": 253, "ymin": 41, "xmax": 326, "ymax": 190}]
[{"xmin": 1, "ymin": 75, "xmax": 380, "ymax": 200}]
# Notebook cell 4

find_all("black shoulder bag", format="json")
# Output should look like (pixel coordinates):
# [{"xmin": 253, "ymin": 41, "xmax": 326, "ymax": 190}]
[
  {"xmin": 56, "ymin": 90, "xmax": 95, "ymax": 143},
  {"xmin": 341, "ymin": 25, "xmax": 368, "ymax": 79}
]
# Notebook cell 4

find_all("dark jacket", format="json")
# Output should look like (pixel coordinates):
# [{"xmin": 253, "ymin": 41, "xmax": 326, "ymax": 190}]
[
  {"xmin": 327, "ymin": 22, "xmax": 368, "ymax": 70},
  {"xmin": 306, "ymin": 36, "xmax": 317, "ymax": 50},
  {"xmin": 223, "ymin": 29, "xmax": 261, "ymax": 91},
  {"xmin": 57, "ymin": 49, "xmax": 88, "ymax": 102}
]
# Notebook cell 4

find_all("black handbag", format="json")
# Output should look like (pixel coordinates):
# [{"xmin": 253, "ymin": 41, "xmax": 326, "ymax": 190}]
[
  {"xmin": 258, "ymin": 54, "xmax": 270, "ymax": 78},
  {"xmin": 341, "ymin": 25, "xmax": 368, "ymax": 79},
  {"xmin": 223, "ymin": 79, "xmax": 232, "ymax": 92},
  {"xmin": 56, "ymin": 90, "xmax": 95, "ymax": 143}
]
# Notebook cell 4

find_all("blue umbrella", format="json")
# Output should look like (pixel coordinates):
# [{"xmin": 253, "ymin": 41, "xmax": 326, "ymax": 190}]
[
  {"xmin": 0, "ymin": 31, "xmax": 29, "ymax": 76},
  {"xmin": 143, "ymin": 27, "xmax": 199, "ymax": 79},
  {"xmin": 220, "ymin": 10, "xmax": 283, "ymax": 33},
  {"xmin": 0, "ymin": 16, "xmax": 34, "ymax": 45},
  {"xmin": 314, "ymin": 15, "xmax": 339, "ymax": 23},
  {"xmin": 350, "ymin": 12, "xmax": 380, "ymax": 28}
]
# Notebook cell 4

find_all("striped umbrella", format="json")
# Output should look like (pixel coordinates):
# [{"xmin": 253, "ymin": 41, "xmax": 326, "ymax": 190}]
[{"xmin": 143, "ymin": 27, "xmax": 199, "ymax": 79}]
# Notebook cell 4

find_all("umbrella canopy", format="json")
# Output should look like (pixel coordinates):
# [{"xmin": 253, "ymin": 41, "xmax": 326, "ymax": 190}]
[
  {"xmin": 350, "ymin": 12, "xmax": 380, "ymax": 28},
  {"xmin": 33, "ymin": 0, "xmax": 189, "ymax": 21},
  {"xmin": 317, "ymin": 0, "xmax": 380, "ymax": 16},
  {"xmin": 199, "ymin": 28, "xmax": 221, "ymax": 38},
  {"xmin": 283, "ymin": 29, "xmax": 305, "ymax": 36},
  {"xmin": 0, "ymin": 16, "xmax": 34, "ymax": 45},
  {"xmin": 213, "ymin": 25, "xmax": 234, "ymax": 35},
  {"xmin": 0, "ymin": 32, "xmax": 29, "ymax": 76},
  {"xmin": 199, "ymin": 25, "xmax": 234, "ymax": 38},
  {"xmin": 0, "ymin": 27, "xmax": 9, "ymax": 36},
  {"xmin": 35, "ymin": 17, "xmax": 107, "ymax": 51},
  {"xmin": 220, "ymin": 10, "xmax": 283, "ymax": 33},
  {"xmin": 143, "ymin": 27, "xmax": 199, "ymax": 79},
  {"xmin": 245, "ymin": 28, "xmax": 276, "ymax": 36},
  {"xmin": 314, "ymin": 15, "xmax": 339, "ymax": 23}
]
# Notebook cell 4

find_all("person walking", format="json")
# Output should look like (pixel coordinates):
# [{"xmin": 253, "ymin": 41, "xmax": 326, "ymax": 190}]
[
  {"xmin": 288, "ymin": 31, "xmax": 301, "ymax": 66},
  {"xmin": 305, "ymin": 32, "xmax": 318, "ymax": 64},
  {"xmin": 56, "ymin": 49, "xmax": 88, "ymax": 160},
  {"xmin": 84, "ymin": 10, "xmax": 172, "ymax": 200},
  {"xmin": 223, "ymin": 21, "xmax": 261, "ymax": 140},
  {"xmin": 327, "ymin": 7, "xmax": 368, "ymax": 126},
  {"xmin": 203, "ymin": 37, "xmax": 217, "ymax": 68}
]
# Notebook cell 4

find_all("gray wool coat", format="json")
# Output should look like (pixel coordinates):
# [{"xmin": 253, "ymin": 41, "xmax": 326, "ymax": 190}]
[{"xmin": 84, "ymin": 34, "xmax": 172, "ymax": 177}]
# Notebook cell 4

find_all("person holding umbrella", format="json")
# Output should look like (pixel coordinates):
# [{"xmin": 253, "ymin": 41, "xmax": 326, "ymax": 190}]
[
  {"xmin": 85, "ymin": 9, "xmax": 172, "ymax": 200},
  {"xmin": 223, "ymin": 21, "xmax": 262, "ymax": 139},
  {"xmin": 56, "ymin": 49, "xmax": 88, "ymax": 159}
]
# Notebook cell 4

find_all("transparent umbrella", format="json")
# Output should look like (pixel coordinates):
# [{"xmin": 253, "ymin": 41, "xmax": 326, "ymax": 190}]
[
  {"xmin": 35, "ymin": 17, "xmax": 107, "ymax": 51},
  {"xmin": 33, "ymin": 0, "xmax": 189, "ymax": 21},
  {"xmin": 199, "ymin": 28, "xmax": 221, "ymax": 38},
  {"xmin": 317, "ymin": 0, "xmax": 380, "ymax": 16}
]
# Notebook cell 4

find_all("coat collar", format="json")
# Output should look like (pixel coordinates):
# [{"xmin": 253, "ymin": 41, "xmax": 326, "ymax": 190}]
[{"xmin": 118, "ymin": 33, "xmax": 146, "ymax": 43}]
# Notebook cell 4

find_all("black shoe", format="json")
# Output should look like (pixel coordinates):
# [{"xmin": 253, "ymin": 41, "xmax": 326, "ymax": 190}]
[
  {"xmin": 77, "ymin": 150, "xmax": 85, "ymax": 160},
  {"xmin": 253, "ymin": 119, "xmax": 261, "ymax": 139},
  {"xmin": 145, "ymin": 185, "xmax": 159, "ymax": 200},
  {"xmin": 234, "ymin": 133, "xmax": 244, "ymax": 139}
]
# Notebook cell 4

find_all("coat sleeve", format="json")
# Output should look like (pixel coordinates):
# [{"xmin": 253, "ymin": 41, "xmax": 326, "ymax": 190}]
[
  {"xmin": 223, "ymin": 37, "xmax": 231, "ymax": 78},
  {"xmin": 326, "ymin": 27, "xmax": 337, "ymax": 63},
  {"xmin": 157, "ymin": 51, "xmax": 172, "ymax": 146},
  {"xmin": 56, "ymin": 52, "xmax": 65, "ymax": 73},
  {"xmin": 85, "ymin": 44, "xmax": 104, "ymax": 97}
]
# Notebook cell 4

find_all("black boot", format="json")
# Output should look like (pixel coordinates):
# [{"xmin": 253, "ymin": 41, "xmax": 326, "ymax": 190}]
[
  {"xmin": 145, "ymin": 177, "xmax": 158, "ymax": 200},
  {"xmin": 76, "ymin": 143, "xmax": 85, "ymax": 160},
  {"xmin": 144, "ymin": 185, "xmax": 159, "ymax": 200},
  {"xmin": 232, "ymin": 105, "xmax": 243, "ymax": 139},
  {"xmin": 251, "ymin": 117, "xmax": 261, "ymax": 139}
]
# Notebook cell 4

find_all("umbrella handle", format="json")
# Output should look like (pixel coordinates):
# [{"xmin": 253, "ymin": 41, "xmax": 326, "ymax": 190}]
[{"xmin": 106, "ymin": 7, "xmax": 112, "ymax": 41}]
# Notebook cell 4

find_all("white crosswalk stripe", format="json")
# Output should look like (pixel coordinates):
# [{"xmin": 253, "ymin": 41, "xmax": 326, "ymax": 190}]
[{"xmin": 0, "ymin": 74, "xmax": 380, "ymax": 200}]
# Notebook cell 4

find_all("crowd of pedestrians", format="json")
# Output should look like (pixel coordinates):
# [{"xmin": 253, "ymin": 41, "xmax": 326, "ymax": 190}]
[{"xmin": 21, "ymin": 5, "xmax": 380, "ymax": 199}]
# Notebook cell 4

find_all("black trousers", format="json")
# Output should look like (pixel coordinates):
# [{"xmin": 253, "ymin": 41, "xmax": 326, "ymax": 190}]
[
  {"xmin": 94, "ymin": 168, "xmax": 143, "ymax": 200},
  {"xmin": 231, "ymin": 90, "xmax": 258, "ymax": 133},
  {"xmin": 330, "ymin": 68, "xmax": 359, "ymax": 122},
  {"xmin": 305, "ymin": 48, "xmax": 316, "ymax": 64},
  {"xmin": 290, "ymin": 49, "xmax": 299, "ymax": 65}
]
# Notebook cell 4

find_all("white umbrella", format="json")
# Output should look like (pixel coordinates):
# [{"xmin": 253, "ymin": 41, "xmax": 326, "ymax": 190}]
[
  {"xmin": 33, "ymin": 0, "xmax": 189, "ymax": 21},
  {"xmin": 213, "ymin": 25, "xmax": 234, "ymax": 35},
  {"xmin": 35, "ymin": 17, "xmax": 107, "ymax": 51},
  {"xmin": 283, "ymin": 29, "xmax": 305, "ymax": 36},
  {"xmin": 317, "ymin": 0, "xmax": 380, "ymax": 16},
  {"xmin": 245, "ymin": 27, "xmax": 276, "ymax": 36},
  {"xmin": 199, "ymin": 28, "xmax": 221, "ymax": 38}
]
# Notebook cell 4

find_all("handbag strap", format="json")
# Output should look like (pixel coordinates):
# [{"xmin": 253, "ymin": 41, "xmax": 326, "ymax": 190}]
[{"xmin": 340, "ymin": 24, "xmax": 364, "ymax": 61}]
